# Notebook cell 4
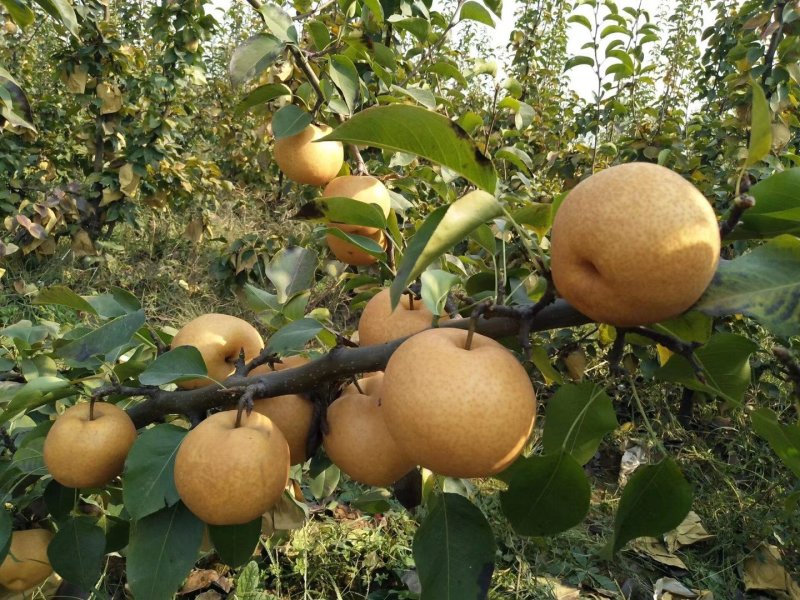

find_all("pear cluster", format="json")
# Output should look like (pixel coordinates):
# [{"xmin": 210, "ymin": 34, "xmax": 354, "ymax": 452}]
[
  {"xmin": 550, "ymin": 162, "xmax": 721, "ymax": 326},
  {"xmin": 273, "ymin": 123, "xmax": 392, "ymax": 267},
  {"xmin": 323, "ymin": 288, "xmax": 537, "ymax": 484}
]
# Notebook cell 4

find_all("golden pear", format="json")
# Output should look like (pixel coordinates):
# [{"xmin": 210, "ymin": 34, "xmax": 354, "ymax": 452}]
[
  {"xmin": 171, "ymin": 314, "xmax": 263, "ymax": 389},
  {"xmin": 322, "ymin": 176, "xmax": 391, "ymax": 235},
  {"xmin": 326, "ymin": 226, "xmax": 388, "ymax": 266},
  {"xmin": 252, "ymin": 355, "xmax": 314, "ymax": 465},
  {"xmin": 358, "ymin": 288, "xmax": 450, "ymax": 346},
  {"xmin": 323, "ymin": 373, "xmax": 416, "ymax": 486},
  {"xmin": 381, "ymin": 328, "xmax": 536, "ymax": 478},
  {"xmin": 43, "ymin": 402, "xmax": 137, "ymax": 489},
  {"xmin": 274, "ymin": 124, "xmax": 343, "ymax": 186},
  {"xmin": 0, "ymin": 529, "xmax": 53, "ymax": 592},
  {"xmin": 550, "ymin": 162, "xmax": 720, "ymax": 326},
  {"xmin": 174, "ymin": 410, "xmax": 289, "ymax": 525}
]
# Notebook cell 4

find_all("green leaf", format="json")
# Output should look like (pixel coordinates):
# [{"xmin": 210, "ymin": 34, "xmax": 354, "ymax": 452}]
[
  {"xmin": 652, "ymin": 312, "xmax": 713, "ymax": 344},
  {"xmin": 413, "ymin": 493, "xmax": 495, "ymax": 600},
  {"xmin": 420, "ymin": 270, "xmax": 458, "ymax": 318},
  {"xmin": 654, "ymin": 333, "xmax": 757, "ymax": 406},
  {"xmin": 541, "ymin": 383, "xmax": 617, "ymax": 465},
  {"xmin": 271, "ymin": 104, "xmax": 312, "ymax": 139},
  {"xmin": 1, "ymin": 376, "xmax": 71, "ymax": 425},
  {"xmin": 320, "ymin": 105, "xmax": 497, "ymax": 193},
  {"xmin": 564, "ymin": 56, "xmax": 594, "ymax": 71},
  {"xmin": 84, "ymin": 288, "xmax": 141, "ymax": 318},
  {"xmin": 733, "ymin": 168, "xmax": 800, "ymax": 239},
  {"xmin": 295, "ymin": 197, "xmax": 388, "ymax": 230},
  {"xmin": 390, "ymin": 85, "xmax": 437, "ymax": 109},
  {"xmin": 387, "ymin": 16, "xmax": 430, "ymax": 42},
  {"xmin": 459, "ymin": 1, "xmax": 494, "ymax": 26},
  {"xmin": 12, "ymin": 437, "xmax": 46, "ymax": 475},
  {"xmin": 390, "ymin": 191, "xmax": 502, "ymax": 307},
  {"xmin": 56, "ymin": 310, "xmax": 145, "ymax": 366},
  {"xmin": 32, "ymin": 0, "xmax": 79, "ymax": 36},
  {"xmin": 127, "ymin": 502, "xmax": 204, "ymax": 600},
  {"xmin": 34, "ymin": 286, "xmax": 97, "ymax": 315},
  {"xmin": 530, "ymin": 345, "xmax": 563, "ymax": 384},
  {"xmin": 351, "ymin": 489, "xmax": 392, "ymax": 513},
  {"xmin": 122, "ymin": 425, "xmax": 186, "ymax": 521},
  {"xmin": 607, "ymin": 458, "xmax": 693, "ymax": 555},
  {"xmin": 48, "ymin": 517, "xmax": 105, "ymax": 592},
  {"xmin": 362, "ymin": 0, "xmax": 384, "ymax": 23},
  {"xmin": 264, "ymin": 247, "xmax": 317, "ymax": 305},
  {"xmin": 0, "ymin": 0, "xmax": 34, "ymax": 27},
  {"xmin": 258, "ymin": 2, "xmax": 298, "ymax": 43},
  {"xmin": 751, "ymin": 408, "xmax": 800, "ymax": 478},
  {"xmin": 265, "ymin": 318, "xmax": 324, "ymax": 355},
  {"xmin": 495, "ymin": 147, "xmax": 532, "ymax": 175},
  {"xmin": 236, "ymin": 561, "xmax": 261, "ymax": 594},
  {"xmin": 326, "ymin": 228, "xmax": 387, "ymax": 258},
  {"xmin": 309, "ymin": 464, "xmax": 340, "ymax": 499},
  {"xmin": 208, "ymin": 517, "xmax": 262, "ymax": 568},
  {"xmin": 329, "ymin": 55, "xmax": 359, "ymax": 115},
  {"xmin": 567, "ymin": 14, "xmax": 592, "ymax": 29},
  {"xmin": 138, "ymin": 346, "xmax": 207, "ymax": 386},
  {"xmin": 696, "ymin": 235, "xmax": 800, "ymax": 337},
  {"xmin": 746, "ymin": 80, "xmax": 772, "ymax": 167},
  {"xmin": 500, "ymin": 452, "xmax": 591, "ymax": 536},
  {"xmin": 0, "ymin": 509, "xmax": 10, "ymax": 564},
  {"xmin": 235, "ymin": 83, "xmax": 292, "ymax": 115},
  {"xmin": 426, "ymin": 61, "xmax": 468, "ymax": 87},
  {"xmin": 307, "ymin": 19, "xmax": 331, "ymax": 50},
  {"xmin": 43, "ymin": 480, "xmax": 78, "ymax": 522},
  {"xmin": 229, "ymin": 34, "xmax": 285, "ymax": 87}
]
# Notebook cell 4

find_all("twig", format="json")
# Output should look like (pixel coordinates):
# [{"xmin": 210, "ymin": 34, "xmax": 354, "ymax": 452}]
[
  {"xmin": 720, "ymin": 193, "xmax": 756, "ymax": 239},
  {"xmin": 126, "ymin": 300, "xmax": 590, "ymax": 428},
  {"xmin": 628, "ymin": 327, "xmax": 706, "ymax": 382},
  {"xmin": 607, "ymin": 328, "xmax": 627, "ymax": 375}
]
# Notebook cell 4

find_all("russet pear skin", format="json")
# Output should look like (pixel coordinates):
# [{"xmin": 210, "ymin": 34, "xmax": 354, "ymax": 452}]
[
  {"xmin": 322, "ymin": 176, "xmax": 392, "ymax": 236},
  {"xmin": 381, "ymin": 328, "xmax": 536, "ymax": 478},
  {"xmin": 0, "ymin": 529, "xmax": 54, "ymax": 591},
  {"xmin": 550, "ymin": 162, "xmax": 721, "ymax": 327},
  {"xmin": 252, "ymin": 355, "xmax": 314, "ymax": 465},
  {"xmin": 171, "ymin": 314, "xmax": 264, "ymax": 389},
  {"xmin": 358, "ymin": 288, "xmax": 449, "ymax": 346},
  {"xmin": 274, "ymin": 124, "xmax": 343, "ymax": 186},
  {"xmin": 323, "ymin": 373, "xmax": 416, "ymax": 487},
  {"xmin": 174, "ymin": 410, "xmax": 290, "ymax": 526},
  {"xmin": 43, "ymin": 402, "xmax": 137, "ymax": 489}
]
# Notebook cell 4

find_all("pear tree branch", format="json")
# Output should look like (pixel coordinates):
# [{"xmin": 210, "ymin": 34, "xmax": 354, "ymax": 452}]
[{"xmin": 121, "ymin": 300, "xmax": 591, "ymax": 428}]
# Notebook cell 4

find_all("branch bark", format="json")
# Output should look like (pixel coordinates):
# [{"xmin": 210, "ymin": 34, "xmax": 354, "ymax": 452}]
[{"xmin": 126, "ymin": 300, "xmax": 591, "ymax": 428}]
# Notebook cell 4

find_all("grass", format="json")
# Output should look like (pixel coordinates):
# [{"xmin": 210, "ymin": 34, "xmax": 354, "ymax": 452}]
[{"xmin": 1, "ymin": 192, "xmax": 798, "ymax": 600}]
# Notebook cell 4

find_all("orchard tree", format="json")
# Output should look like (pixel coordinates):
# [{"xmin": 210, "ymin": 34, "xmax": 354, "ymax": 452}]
[{"xmin": 1, "ymin": 0, "xmax": 800, "ymax": 598}]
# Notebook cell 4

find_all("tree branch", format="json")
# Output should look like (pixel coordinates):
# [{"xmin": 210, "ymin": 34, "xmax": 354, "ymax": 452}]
[{"xmin": 126, "ymin": 300, "xmax": 591, "ymax": 428}]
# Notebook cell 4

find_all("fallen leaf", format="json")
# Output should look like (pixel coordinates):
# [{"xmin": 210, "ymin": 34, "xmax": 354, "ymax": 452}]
[
  {"xmin": 532, "ymin": 576, "xmax": 582, "ymax": 599},
  {"xmin": 665, "ymin": 511, "xmax": 714, "ymax": 552},
  {"xmin": 195, "ymin": 591, "xmax": 223, "ymax": 600},
  {"xmin": 71, "ymin": 229, "xmax": 97, "ymax": 257},
  {"xmin": 743, "ymin": 543, "xmax": 799, "ymax": 596},
  {"xmin": 179, "ymin": 569, "xmax": 220, "ymax": 594},
  {"xmin": 655, "ymin": 577, "xmax": 714, "ymax": 599},
  {"xmin": 632, "ymin": 537, "xmax": 687, "ymax": 569}
]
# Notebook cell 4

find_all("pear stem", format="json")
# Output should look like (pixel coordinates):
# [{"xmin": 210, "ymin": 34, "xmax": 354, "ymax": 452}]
[
  {"xmin": 351, "ymin": 377, "xmax": 364, "ymax": 394},
  {"xmin": 88, "ymin": 397, "xmax": 96, "ymax": 421},
  {"xmin": 408, "ymin": 294, "xmax": 415, "ymax": 311}
]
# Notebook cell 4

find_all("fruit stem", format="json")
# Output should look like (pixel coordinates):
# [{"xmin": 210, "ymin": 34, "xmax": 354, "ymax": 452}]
[
  {"xmin": 351, "ymin": 377, "xmax": 364, "ymax": 394},
  {"xmin": 88, "ymin": 397, "xmax": 96, "ymax": 421},
  {"xmin": 464, "ymin": 317, "xmax": 477, "ymax": 350},
  {"xmin": 408, "ymin": 294, "xmax": 414, "ymax": 311}
]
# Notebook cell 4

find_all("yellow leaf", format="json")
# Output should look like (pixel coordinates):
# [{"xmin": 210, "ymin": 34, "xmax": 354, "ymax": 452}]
[
  {"xmin": 656, "ymin": 344, "xmax": 673, "ymax": 366},
  {"xmin": 665, "ymin": 511, "xmax": 714, "ymax": 552},
  {"xmin": 100, "ymin": 189, "xmax": 123, "ymax": 207},
  {"xmin": 743, "ymin": 543, "xmax": 798, "ymax": 595},
  {"xmin": 598, "ymin": 324, "xmax": 616, "ymax": 345},
  {"xmin": 97, "ymin": 82, "xmax": 122, "ymax": 114},
  {"xmin": 0, "ymin": 268, "xmax": 5, "ymax": 279},
  {"xmin": 119, "ymin": 163, "xmax": 140, "ymax": 197},
  {"xmin": 71, "ymin": 229, "xmax": 97, "ymax": 257},
  {"xmin": 631, "ymin": 538, "xmax": 687, "ymax": 569}
]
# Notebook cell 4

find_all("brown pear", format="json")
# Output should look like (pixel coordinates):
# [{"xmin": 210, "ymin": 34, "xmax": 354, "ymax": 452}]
[
  {"xmin": 0, "ymin": 529, "xmax": 54, "ymax": 592},
  {"xmin": 322, "ymin": 176, "xmax": 392, "ymax": 235},
  {"xmin": 358, "ymin": 288, "xmax": 450, "ymax": 346},
  {"xmin": 381, "ymin": 328, "xmax": 536, "ymax": 478},
  {"xmin": 174, "ymin": 410, "xmax": 290, "ymax": 525},
  {"xmin": 274, "ymin": 124, "xmax": 343, "ymax": 186},
  {"xmin": 550, "ymin": 162, "xmax": 720, "ymax": 326},
  {"xmin": 171, "ymin": 314, "xmax": 263, "ymax": 389},
  {"xmin": 323, "ymin": 374, "xmax": 416, "ymax": 486}
]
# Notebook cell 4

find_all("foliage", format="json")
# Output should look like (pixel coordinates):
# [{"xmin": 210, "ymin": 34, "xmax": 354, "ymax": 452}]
[{"xmin": 1, "ymin": 0, "xmax": 799, "ymax": 598}]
